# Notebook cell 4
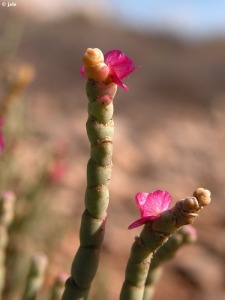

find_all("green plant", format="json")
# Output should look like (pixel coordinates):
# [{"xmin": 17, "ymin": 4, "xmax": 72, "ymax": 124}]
[{"xmin": 0, "ymin": 48, "xmax": 212, "ymax": 300}]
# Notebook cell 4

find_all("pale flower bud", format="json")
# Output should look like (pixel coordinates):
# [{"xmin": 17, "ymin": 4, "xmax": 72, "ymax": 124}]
[
  {"xmin": 193, "ymin": 188, "xmax": 211, "ymax": 207},
  {"xmin": 182, "ymin": 197, "xmax": 199, "ymax": 212},
  {"xmin": 82, "ymin": 48, "xmax": 104, "ymax": 67},
  {"xmin": 82, "ymin": 48, "xmax": 110, "ymax": 82}
]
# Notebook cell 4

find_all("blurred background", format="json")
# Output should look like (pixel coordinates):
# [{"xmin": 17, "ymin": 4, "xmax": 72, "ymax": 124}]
[{"xmin": 0, "ymin": 1, "xmax": 225, "ymax": 299}]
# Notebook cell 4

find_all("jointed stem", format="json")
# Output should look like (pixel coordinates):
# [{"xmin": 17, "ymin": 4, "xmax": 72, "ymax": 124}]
[
  {"xmin": 62, "ymin": 80, "xmax": 117, "ymax": 300},
  {"xmin": 21, "ymin": 253, "xmax": 48, "ymax": 300},
  {"xmin": 143, "ymin": 225, "xmax": 197, "ymax": 300},
  {"xmin": 120, "ymin": 188, "xmax": 211, "ymax": 300},
  {"xmin": 0, "ymin": 192, "xmax": 16, "ymax": 298}
]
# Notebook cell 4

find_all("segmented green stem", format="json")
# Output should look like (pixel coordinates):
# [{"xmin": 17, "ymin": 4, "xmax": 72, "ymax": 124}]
[
  {"xmin": 120, "ymin": 188, "xmax": 211, "ymax": 300},
  {"xmin": 21, "ymin": 252, "xmax": 48, "ymax": 300},
  {"xmin": 143, "ymin": 225, "xmax": 197, "ymax": 300},
  {"xmin": 62, "ymin": 80, "xmax": 117, "ymax": 300},
  {"xmin": 50, "ymin": 273, "xmax": 68, "ymax": 300},
  {"xmin": 0, "ymin": 191, "xmax": 16, "ymax": 298}
]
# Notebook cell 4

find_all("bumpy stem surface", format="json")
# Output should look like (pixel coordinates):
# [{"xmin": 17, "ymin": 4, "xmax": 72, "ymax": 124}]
[
  {"xmin": 143, "ymin": 225, "xmax": 197, "ymax": 300},
  {"xmin": 62, "ymin": 80, "xmax": 117, "ymax": 300},
  {"xmin": 21, "ymin": 252, "xmax": 48, "ymax": 300},
  {"xmin": 120, "ymin": 188, "xmax": 211, "ymax": 300},
  {"xmin": 0, "ymin": 191, "xmax": 16, "ymax": 298}
]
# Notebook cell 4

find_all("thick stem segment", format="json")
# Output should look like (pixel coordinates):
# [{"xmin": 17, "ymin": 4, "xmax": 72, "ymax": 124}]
[
  {"xmin": 143, "ymin": 225, "xmax": 197, "ymax": 300},
  {"xmin": 62, "ymin": 80, "xmax": 117, "ymax": 300},
  {"xmin": 120, "ymin": 188, "xmax": 211, "ymax": 300}
]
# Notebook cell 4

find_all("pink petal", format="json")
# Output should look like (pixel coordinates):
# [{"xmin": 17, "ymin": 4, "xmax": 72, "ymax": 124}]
[
  {"xmin": 104, "ymin": 50, "xmax": 122, "ymax": 65},
  {"xmin": 80, "ymin": 66, "xmax": 87, "ymax": 79},
  {"xmin": 139, "ymin": 190, "xmax": 171, "ymax": 217},
  {"xmin": 128, "ymin": 216, "xmax": 159, "ymax": 229},
  {"xmin": 105, "ymin": 50, "xmax": 138, "ymax": 79},
  {"xmin": 107, "ymin": 65, "xmax": 129, "ymax": 90},
  {"xmin": 109, "ymin": 60, "xmax": 138, "ymax": 80},
  {"xmin": 0, "ymin": 135, "xmax": 4, "ymax": 153},
  {"xmin": 136, "ymin": 192, "xmax": 148, "ymax": 215},
  {"xmin": 104, "ymin": 49, "xmax": 139, "ymax": 89},
  {"xmin": 147, "ymin": 190, "xmax": 172, "ymax": 216}
]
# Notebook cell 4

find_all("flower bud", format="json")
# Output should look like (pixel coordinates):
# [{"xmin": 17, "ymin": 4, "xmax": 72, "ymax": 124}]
[
  {"xmin": 82, "ymin": 48, "xmax": 104, "ymax": 67},
  {"xmin": 82, "ymin": 48, "xmax": 110, "ymax": 82},
  {"xmin": 193, "ymin": 188, "xmax": 211, "ymax": 207},
  {"xmin": 182, "ymin": 197, "xmax": 199, "ymax": 212}
]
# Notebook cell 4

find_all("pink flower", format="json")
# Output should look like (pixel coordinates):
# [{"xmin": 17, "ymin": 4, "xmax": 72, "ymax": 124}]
[
  {"xmin": 47, "ymin": 160, "xmax": 67, "ymax": 183},
  {"xmin": 128, "ymin": 190, "xmax": 172, "ymax": 229},
  {"xmin": 81, "ymin": 49, "xmax": 139, "ymax": 90},
  {"xmin": 104, "ymin": 50, "xmax": 139, "ymax": 90},
  {"xmin": 0, "ymin": 118, "xmax": 4, "ymax": 154}
]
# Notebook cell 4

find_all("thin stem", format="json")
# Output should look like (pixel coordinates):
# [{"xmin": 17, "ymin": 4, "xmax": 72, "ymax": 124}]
[{"xmin": 21, "ymin": 252, "xmax": 48, "ymax": 300}]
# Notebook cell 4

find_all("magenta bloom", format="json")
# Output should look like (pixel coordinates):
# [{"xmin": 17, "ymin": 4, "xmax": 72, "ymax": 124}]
[
  {"xmin": 128, "ymin": 190, "xmax": 172, "ymax": 229},
  {"xmin": 0, "ymin": 118, "xmax": 4, "ymax": 154},
  {"xmin": 81, "ymin": 49, "xmax": 139, "ymax": 90},
  {"xmin": 104, "ymin": 50, "xmax": 139, "ymax": 90}
]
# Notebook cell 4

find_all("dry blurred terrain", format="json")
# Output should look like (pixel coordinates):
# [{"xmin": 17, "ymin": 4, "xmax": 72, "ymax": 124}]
[{"xmin": 0, "ymin": 9, "xmax": 225, "ymax": 300}]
